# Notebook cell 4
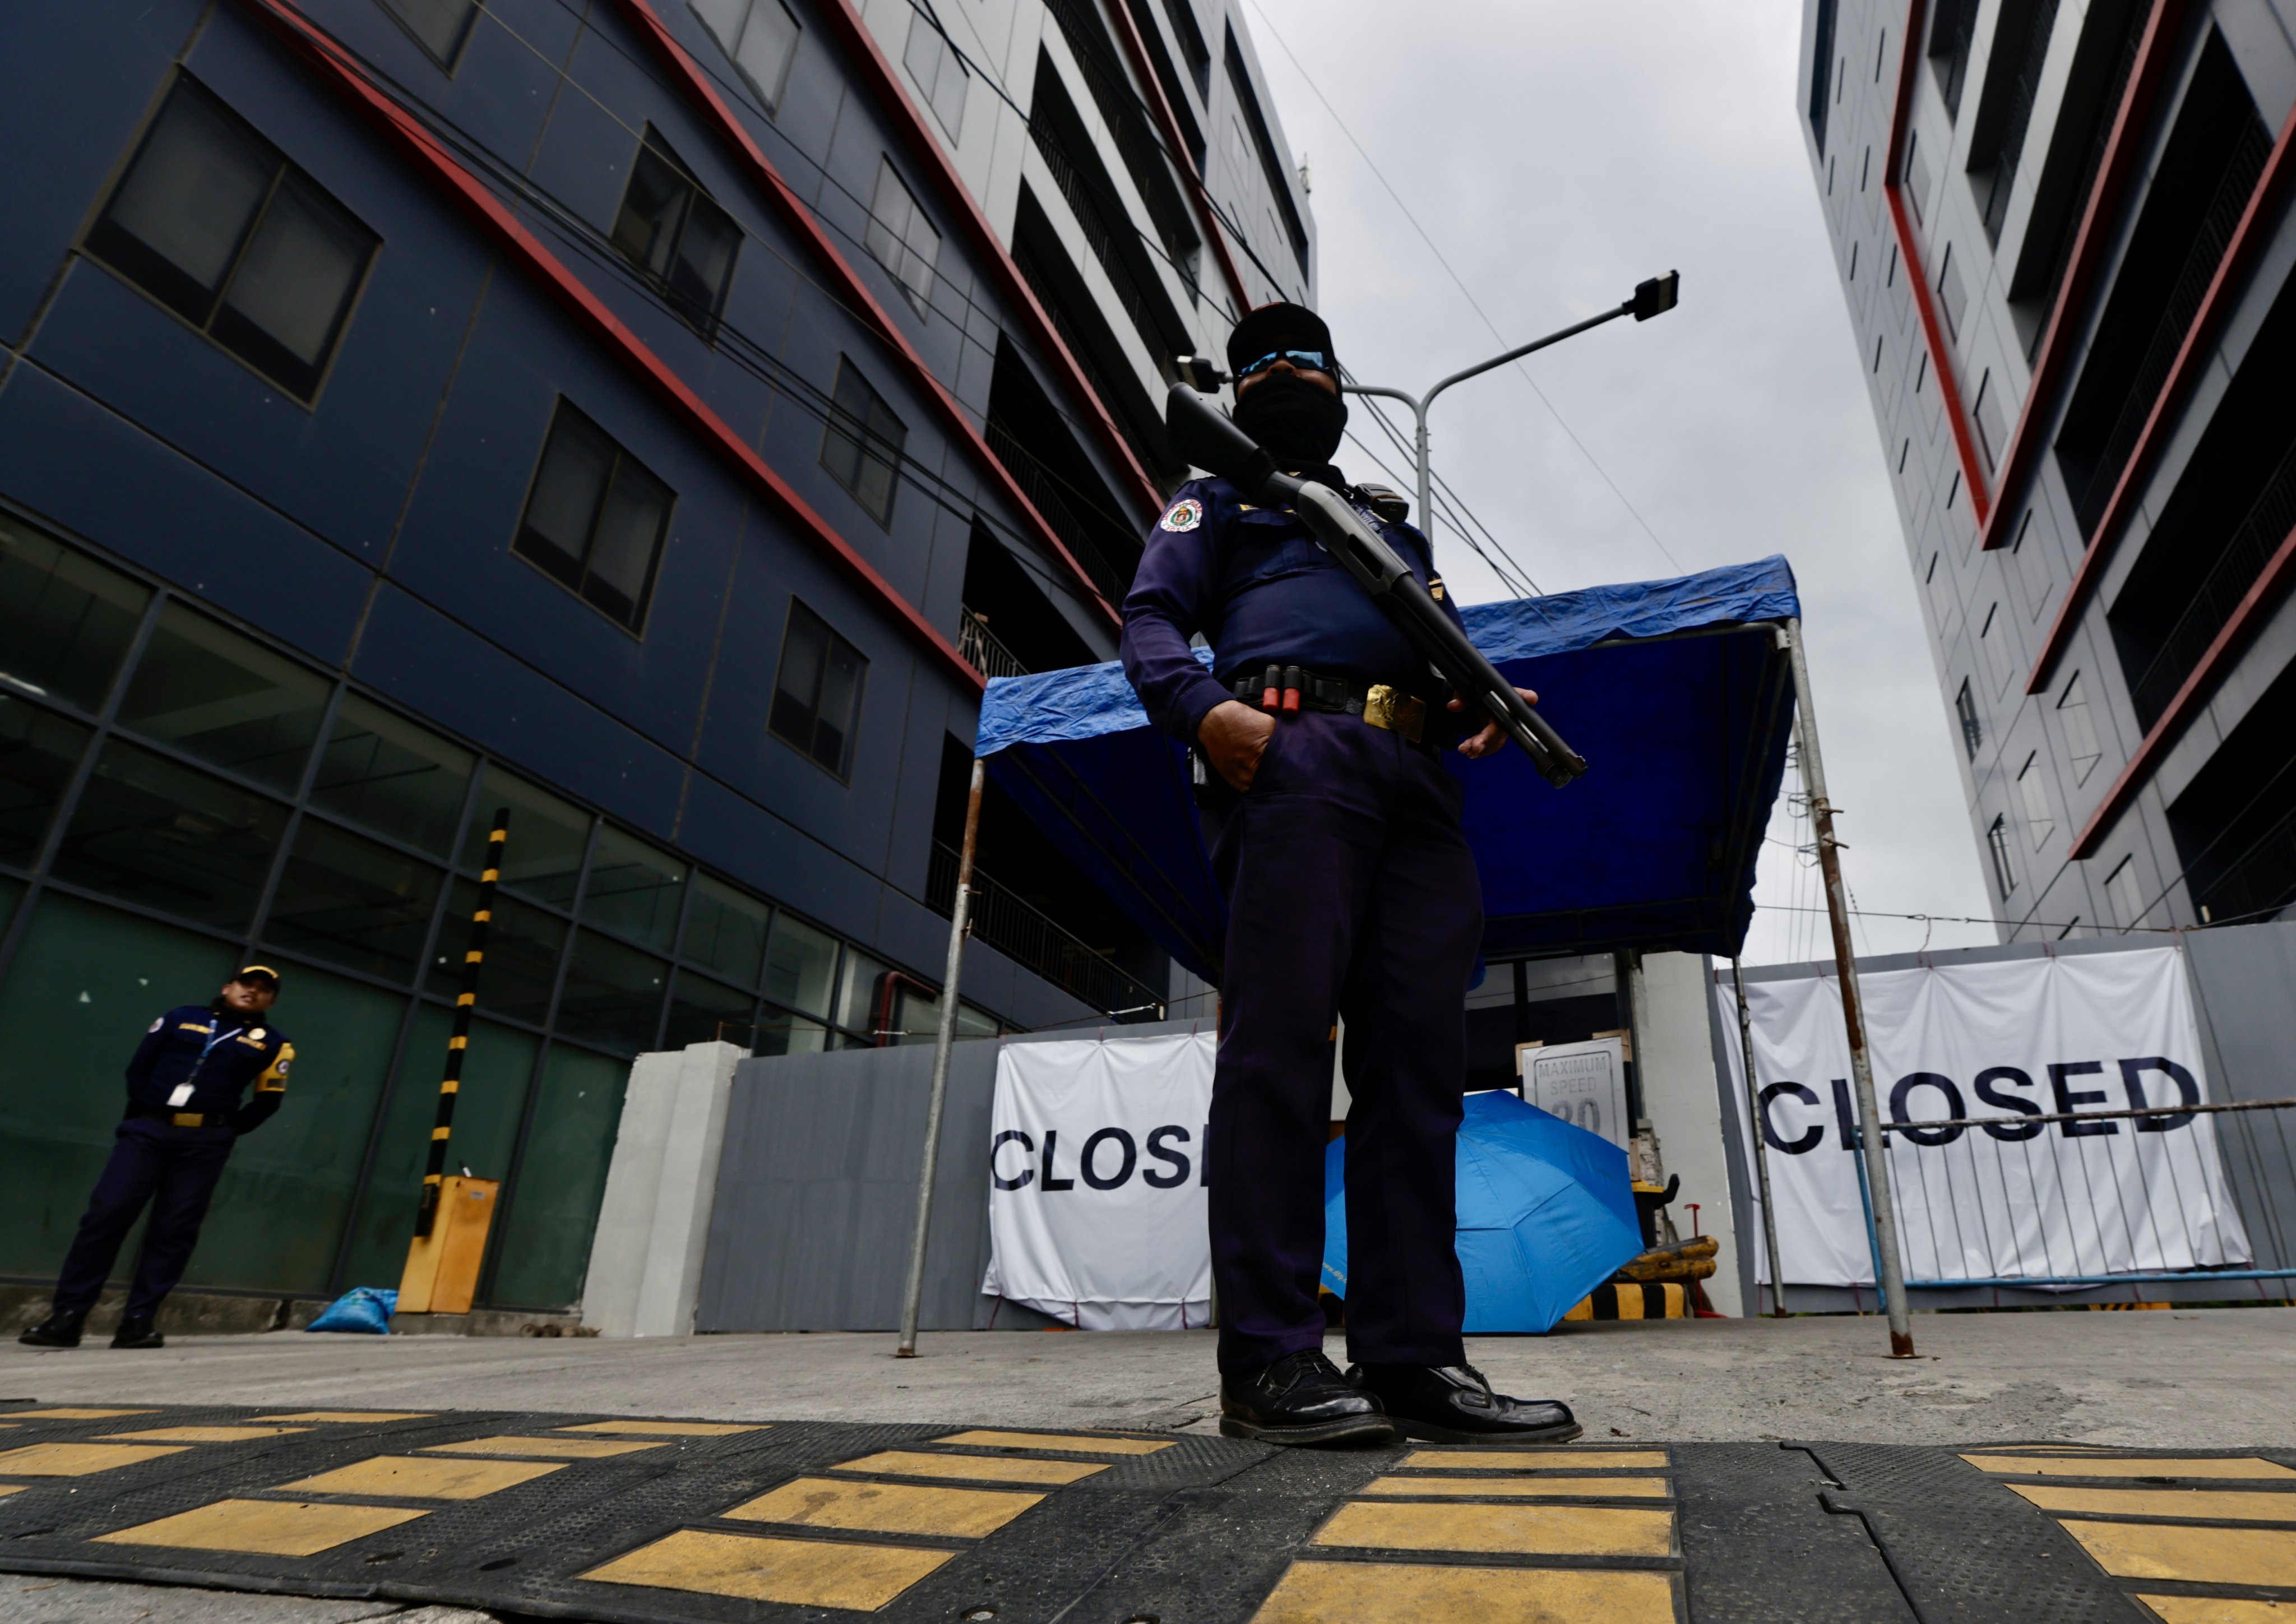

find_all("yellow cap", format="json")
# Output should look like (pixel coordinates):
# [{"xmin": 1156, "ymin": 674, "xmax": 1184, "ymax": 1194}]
[{"xmin": 234, "ymin": 965, "xmax": 282, "ymax": 985}]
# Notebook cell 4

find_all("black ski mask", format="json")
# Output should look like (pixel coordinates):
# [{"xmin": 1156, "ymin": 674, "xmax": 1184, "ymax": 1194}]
[
  {"xmin": 1233, "ymin": 372, "xmax": 1350, "ymax": 471},
  {"xmin": 1225, "ymin": 302, "xmax": 1349, "ymax": 475}
]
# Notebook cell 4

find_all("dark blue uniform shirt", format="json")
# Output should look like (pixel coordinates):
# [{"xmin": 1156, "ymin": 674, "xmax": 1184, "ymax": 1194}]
[
  {"xmin": 124, "ymin": 1005, "xmax": 293, "ymax": 1132},
  {"xmin": 1120, "ymin": 475, "xmax": 1469, "ymax": 744}
]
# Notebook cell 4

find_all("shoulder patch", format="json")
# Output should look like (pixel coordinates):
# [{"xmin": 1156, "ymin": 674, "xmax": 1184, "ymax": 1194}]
[
  {"xmin": 148, "ymin": 1019, "xmax": 164, "ymax": 1034},
  {"xmin": 1159, "ymin": 498, "xmax": 1204, "ymax": 533}
]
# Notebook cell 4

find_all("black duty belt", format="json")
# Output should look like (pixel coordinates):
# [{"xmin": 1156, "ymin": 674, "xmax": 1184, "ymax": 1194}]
[
  {"xmin": 1229, "ymin": 665, "xmax": 1432, "ymax": 746},
  {"xmin": 128, "ymin": 1104, "xmax": 217, "ymax": 1128}
]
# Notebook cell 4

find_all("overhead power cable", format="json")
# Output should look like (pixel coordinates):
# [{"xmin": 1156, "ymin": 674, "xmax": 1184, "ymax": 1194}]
[{"xmin": 1240, "ymin": 0, "xmax": 1683, "ymax": 575}]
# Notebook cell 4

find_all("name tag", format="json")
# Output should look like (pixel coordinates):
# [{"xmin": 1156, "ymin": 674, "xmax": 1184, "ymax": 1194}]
[{"xmin": 167, "ymin": 1084, "xmax": 195, "ymax": 1107}]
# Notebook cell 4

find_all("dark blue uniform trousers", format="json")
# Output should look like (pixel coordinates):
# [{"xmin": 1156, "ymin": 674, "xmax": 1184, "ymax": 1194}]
[
  {"xmin": 1202, "ymin": 709, "xmax": 1482, "ymax": 1375},
  {"xmin": 53, "ymin": 1117, "xmax": 238, "ymax": 1320}
]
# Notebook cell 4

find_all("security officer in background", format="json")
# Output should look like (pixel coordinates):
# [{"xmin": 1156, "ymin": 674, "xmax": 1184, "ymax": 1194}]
[
  {"xmin": 1122, "ymin": 303, "xmax": 1579, "ymax": 1446},
  {"xmin": 20, "ymin": 967, "xmax": 293, "ymax": 1350}
]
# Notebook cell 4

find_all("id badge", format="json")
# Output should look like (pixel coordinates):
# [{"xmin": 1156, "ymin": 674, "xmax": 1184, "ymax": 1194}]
[{"xmin": 167, "ymin": 1084, "xmax": 195, "ymax": 1107}]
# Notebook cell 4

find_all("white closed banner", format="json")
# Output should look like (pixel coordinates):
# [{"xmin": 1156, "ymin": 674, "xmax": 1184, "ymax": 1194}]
[
  {"xmin": 981, "ymin": 1033, "xmax": 1215, "ymax": 1329},
  {"xmin": 1716, "ymin": 947, "xmax": 2251, "ymax": 1287}
]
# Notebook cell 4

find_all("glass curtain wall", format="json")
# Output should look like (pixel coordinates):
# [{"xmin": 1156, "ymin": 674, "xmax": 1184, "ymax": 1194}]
[{"xmin": 0, "ymin": 512, "xmax": 998, "ymax": 1312}]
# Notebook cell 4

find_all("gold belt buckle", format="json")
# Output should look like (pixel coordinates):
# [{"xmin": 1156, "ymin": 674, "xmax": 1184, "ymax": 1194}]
[
  {"xmin": 172, "ymin": 1112, "xmax": 204, "ymax": 1128},
  {"xmin": 1362, "ymin": 684, "xmax": 1425, "ymax": 744}
]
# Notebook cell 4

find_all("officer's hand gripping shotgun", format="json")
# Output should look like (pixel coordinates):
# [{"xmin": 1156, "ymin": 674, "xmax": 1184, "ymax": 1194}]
[{"xmin": 1166, "ymin": 383, "xmax": 1589, "ymax": 788}]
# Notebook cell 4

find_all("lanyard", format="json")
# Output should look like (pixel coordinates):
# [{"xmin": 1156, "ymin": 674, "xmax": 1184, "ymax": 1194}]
[{"xmin": 201, "ymin": 1024, "xmax": 246, "ymax": 1059}]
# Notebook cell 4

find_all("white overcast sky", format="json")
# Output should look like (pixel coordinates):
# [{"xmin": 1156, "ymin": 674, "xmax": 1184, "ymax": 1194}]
[{"xmin": 1243, "ymin": 0, "xmax": 1998, "ymax": 966}]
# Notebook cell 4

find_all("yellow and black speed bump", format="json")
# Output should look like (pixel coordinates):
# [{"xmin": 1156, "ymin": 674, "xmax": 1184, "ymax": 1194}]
[{"xmin": 1, "ymin": 1403, "xmax": 2292, "ymax": 1621}]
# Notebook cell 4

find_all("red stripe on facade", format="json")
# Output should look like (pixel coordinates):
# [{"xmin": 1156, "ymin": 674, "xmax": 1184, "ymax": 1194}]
[
  {"xmin": 1099, "ymin": 0, "xmax": 1253, "ymax": 314},
  {"xmin": 1880, "ymin": 0, "xmax": 1993, "ymax": 531},
  {"xmin": 605, "ymin": 0, "xmax": 1121, "ymax": 627},
  {"xmin": 2068, "ymin": 522, "xmax": 2296, "ymax": 858},
  {"xmin": 237, "ymin": 0, "xmax": 984, "ymax": 694},
  {"xmin": 1980, "ymin": 0, "xmax": 2187, "ymax": 565},
  {"xmin": 2027, "ymin": 96, "xmax": 2296, "ymax": 694},
  {"xmin": 810, "ymin": 0, "xmax": 1164, "ymax": 511}
]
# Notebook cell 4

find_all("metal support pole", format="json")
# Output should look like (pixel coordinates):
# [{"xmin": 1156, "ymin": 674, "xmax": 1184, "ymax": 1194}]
[
  {"xmin": 415, "ymin": 807, "xmax": 508, "ymax": 1237},
  {"xmin": 896, "ymin": 758, "xmax": 986, "ymax": 1358},
  {"xmin": 1781, "ymin": 619, "xmax": 1917, "ymax": 1357},
  {"xmin": 1731, "ymin": 958, "xmax": 1791, "ymax": 1318}
]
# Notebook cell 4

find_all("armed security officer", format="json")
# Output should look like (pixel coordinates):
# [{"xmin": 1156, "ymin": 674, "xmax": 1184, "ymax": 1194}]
[
  {"xmin": 1123, "ymin": 304, "xmax": 1580, "ymax": 1446},
  {"xmin": 20, "ymin": 967, "xmax": 293, "ymax": 1350}
]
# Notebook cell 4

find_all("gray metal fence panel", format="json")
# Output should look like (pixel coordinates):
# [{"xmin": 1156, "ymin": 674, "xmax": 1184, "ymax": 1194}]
[{"xmin": 696, "ymin": 1019, "xmax": 1214, "ymax": 1331}]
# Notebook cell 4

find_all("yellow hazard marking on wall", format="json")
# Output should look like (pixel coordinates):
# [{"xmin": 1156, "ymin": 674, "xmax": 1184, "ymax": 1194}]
[
  {"xmin": 2060, "ymin": 1520, "xmax": 2296, "ymax": 1586},
  {"xmin": 2010, "ymin": 1483, "xmax": 2296, "ymax": 1521},
  {"xmin": 1249, "ymin": 1559, "xmax": 1677, "ymax": 1623},
  {"xmin": 0, "ymin": 1442, "xmax": 189, "ymax": 1475},
  {"xmin": 278, "ymin": 1455, "xmax": 566, "ymax": 1500},
  {"xmin": 1358, "ymin": 1474, "xmax": 1670, "ymax": 1499},
  {"xmin": 934, "ymin": 1429, "xmax": 1173, "ymax": 1455},
  {"xmin": 2134, "ymin": 1596, "xmax": 2296, "ymax": 1621},
  {"xmin": 4, "ymin": 1408, "xmax": 160, "ymax": 1419},
  {"xmin": 831, "ymin": 1450, "xmax": 1107, "ymax": 1485},
  {"xmin": 727, "ymin": 1477, "xmax": 1044, "ymax": 1538},
  {"xmin": 423, "ymin": 1435, "xmax": 667, "ymax": 1459},
  {"xmin": 1964, "ymin": 1456, "xmax": 2296, "ymax": 1480},
  {"xmin": 0, "ymin": 1485, "xmax": 22, "ymax": 1497},
  {"xmin": 101, "ymin": 1426, "xmax": 311, "ymax": 1443},
  {"xmin": 94, "ymin": 1498, "xmax": 428, "ymax": 1557},
  {"xmin": 1403, "ymin": 1449, "xmax": 1668, "ymax": 1471},
  {"xmin": 1312, "ymin": 1501, "xmax": 1675, "ymax": 1557},
  {"xmin": 557, "ymin": 1420, "xmax": 768, "ymax": 1437},
  {"xmin": 583, "ymin": 1528, "xmax": 952, "ymax": 1609}
]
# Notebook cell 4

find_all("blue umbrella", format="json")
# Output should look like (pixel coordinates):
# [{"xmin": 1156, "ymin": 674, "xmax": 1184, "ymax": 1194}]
[{"xmin": 1322, "ymin": 1090, "xmax": 1645, "ymax": 1333}]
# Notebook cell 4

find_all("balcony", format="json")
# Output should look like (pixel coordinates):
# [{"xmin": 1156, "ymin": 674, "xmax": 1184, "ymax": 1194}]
[
  {"xmin": 928, "ymin": 841, "xmax": 1164, "ymax": 1019},
  {"xmin": 958, "ymin": 604, "xmax": 1028, "ymax": 681}
]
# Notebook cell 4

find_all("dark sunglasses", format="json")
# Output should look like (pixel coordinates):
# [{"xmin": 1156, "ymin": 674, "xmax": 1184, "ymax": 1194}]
[{"xmin": 1236, "ymin": 348, "xmax": 1330, "ymax": 377}]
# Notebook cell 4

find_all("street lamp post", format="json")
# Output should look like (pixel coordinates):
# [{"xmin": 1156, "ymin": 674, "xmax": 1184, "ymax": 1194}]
[{"xmin": 1317, "ymin": 272, "xmax": 1676, "ymax": 549}]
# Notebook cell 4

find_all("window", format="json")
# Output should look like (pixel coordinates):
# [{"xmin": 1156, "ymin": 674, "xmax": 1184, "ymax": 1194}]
[
  {"xmin": 0, "ymin": 697, "xmax": 93, "ymax": 869},
  {"xmin": 1809, "ymin": 0, "xmax": 1837, "ymax": 152},
  {"xmin": 2057, "ymin": 672, "xmax": 2102, "ymax": 783},
  {"xmin": 1987, "ymin": 813, "xmax": 2019, "ymax": 899},
  {"xmin": 115, "ymin": 603, "xmax": 331, "ymax": 791},
  {"xmin": 375, "ymin": 0, "xmax": 482, "ymax": 67},
  {"xmin": 263, "ymin": 817, "xmax": 445, "ymax": 979},
  {"xmin": 1981, "ymin": 603, "xmax": 2016, "ymax": 695},
  {"xmin": 1955, "ymin": 677, "xmax": 1982, "ymax": 758},
  {"xmin": 611, "ymin": 132, "xmax": 740, "ymax": 336},
  {"xmin": 765, "ymin": 910, "xmax": 839, "ymax": 1017},
  {"xmin": 2013, "ymin": 510, "xmax": 2052, "ymax": 619},
  {"xmin": 2017, "ymin": 752, "xmax": 2053, "ymax": 848},
  {"xmin": 514, "ymin": 400, "xmax": 673, "ymax": 631},
  {"xmin": 311, "ymin": 693, "xmax": 474, "ymax": 855},
  {"xmin": 682, "ymin": 871, "xmax": 771, "ymax": 988},
  {"xmin": 582, "ymin": 825, "xmax": 686, "ymax": 954},
  {"xmin": 2105, "ymin": 855, "xmax": 2142, "ymax": 930},
  {"xmin": 820, "ymin": 358, "xmax": 906, "ymax": 525},
  {"xmin": 1936, "ymin": 244, "xmax": 1967, "ymax": 340},
  {"xmin": 1931, "ymin": 0, "xmax": 1979, "ymax": 118},
  {"xmin": 863, "ymin": 159, "xmax": 941, "ymax": 316},
  {"xmin": 51, "ymin": 740, "xmax": 288, "ymax": 930},
  {"xmin": 86, "ymin": 79, "xmax": 377, "ymax": 400},
  {"xmin": 1972, "ymin": 369, "xmax": 2005, "ymax": 471},
  {"xmin": 0, "ymin": 518, "xmax": 153, "ymax": 713},
  {"xmin": 903, "ymin": 10, "xmax": 969, "ymax": 137},
  {"xmin": 1904, "ymin": 128, "xmax": 1931, "ymax": 225},
  {"xmin": 692, "ymin": 0, "xmax": 801, "ymax": 109},
  {"xmin": 770, "ymin": 600, "xmax": 866, "ymax": 778}
]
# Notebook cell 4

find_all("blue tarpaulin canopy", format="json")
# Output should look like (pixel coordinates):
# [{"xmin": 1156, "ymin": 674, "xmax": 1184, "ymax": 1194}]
[{"xmin": 975, "ymin": 557, "xmax": 1801, "ymax": 984}]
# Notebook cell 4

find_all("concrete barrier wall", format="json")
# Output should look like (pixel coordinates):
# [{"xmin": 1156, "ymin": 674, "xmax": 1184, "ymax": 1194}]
[{"xmin": 694, "ymin": 1019, "xmax": 1213, "ymax": 1332}]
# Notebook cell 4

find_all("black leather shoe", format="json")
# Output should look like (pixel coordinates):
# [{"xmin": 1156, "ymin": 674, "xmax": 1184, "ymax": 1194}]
[
  {"xmin": 18, "ymin": 1313, "xmax": 86, "ymax": 1348},
  {"xmin": 1348, "ymin": 1363, "xmax": 1581, "ymax": 1444},
  {"xmin": 1221, "ymin": 1349, "xmax": 1396, "ymax": 1447},
  {"xmin": 110, "ymin": 1316, "xmax": 164, "ymax": 1350}
]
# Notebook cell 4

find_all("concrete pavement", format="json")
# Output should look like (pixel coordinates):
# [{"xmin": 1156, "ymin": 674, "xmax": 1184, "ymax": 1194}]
[{"xmin": 4, "ymin": 1306, "xmax": 2292, "ymax": 1447}]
